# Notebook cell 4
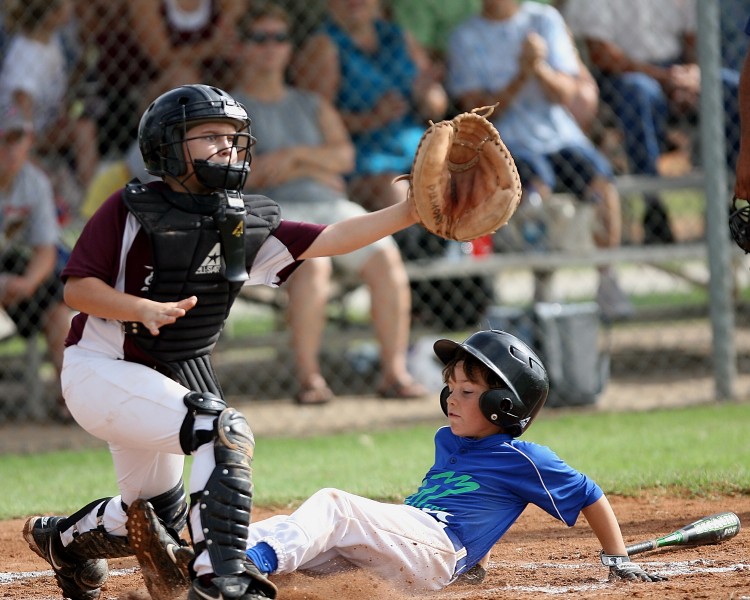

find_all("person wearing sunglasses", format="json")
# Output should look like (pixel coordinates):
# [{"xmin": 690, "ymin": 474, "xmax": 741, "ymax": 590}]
[{"xmin": 232, "ymin": 3, "xmax": 426, "ymax": 403}]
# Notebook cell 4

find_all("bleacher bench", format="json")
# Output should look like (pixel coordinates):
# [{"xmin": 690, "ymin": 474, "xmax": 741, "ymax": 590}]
[{"xmin": 234, "ymin": 170, "xmax": 714, "ymax": 341}]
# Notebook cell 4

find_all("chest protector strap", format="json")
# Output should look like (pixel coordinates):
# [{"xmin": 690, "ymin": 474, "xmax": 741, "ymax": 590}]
[{"xmin": 122, "ymin": 181, "xmax": 280, "ymax": 393}]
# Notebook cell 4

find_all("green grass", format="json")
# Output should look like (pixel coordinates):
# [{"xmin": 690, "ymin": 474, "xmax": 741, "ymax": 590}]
[{"xmin": 4, "ymin": 402, "xmax": 750, "ymax": 519}]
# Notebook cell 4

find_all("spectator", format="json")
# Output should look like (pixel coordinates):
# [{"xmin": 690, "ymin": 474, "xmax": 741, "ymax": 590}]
[
  {"xmin": 446, "ymin": 0, "xmax": 632, "ymax": 320},
  {"xmin": 386, "ymin": 1, "xmax": 578, "ymax": 117},
  {"xmin": 293, "ymin": 0, "xmax": 497, "ymax": 331},
  {"xmin": 232, "ymin": 4, "xmax": 426, "ymax": 402},
  {"xmin": 563, "ymin": 0, "xmax": 741, "ymax": 243},
  {"xmin": 0, "ymin": 0, "xmax": 99, "ymax": 190},
  {"xmin": 127, "ymin": 0, "xmax": 245, "ymax": 104},
  {"xmin": 292, "ymin": 0, "xmax": 448, "ymax": 213},
  {"xmin": 0, "ymin": 104, "xmax": 72, "ymax": 421}
]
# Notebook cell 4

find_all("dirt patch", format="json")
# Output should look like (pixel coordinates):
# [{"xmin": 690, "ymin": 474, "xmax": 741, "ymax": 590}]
[{"xmin": 4, "ymin": 494, "xmax": 749, "ymax": 600}]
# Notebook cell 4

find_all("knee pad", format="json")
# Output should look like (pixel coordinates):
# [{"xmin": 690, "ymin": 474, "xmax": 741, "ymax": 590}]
[
  {"xmin": 147, "ymin": 480, "xmax": 188, "ymax": 538},
  {"xmin": 192, "ymin": 407, "xmax": 255, "ymax": 577},
  {"xmin": 179, "ymin": 391, "xmax": 227, "ymax": 454}
]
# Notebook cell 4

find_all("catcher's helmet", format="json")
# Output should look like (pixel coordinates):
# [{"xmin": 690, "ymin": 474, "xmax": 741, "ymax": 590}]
[
  {"xmin": 138, "ymin": 84, "xmax": 254, "ymax": 191},
  {"xmin": 434, "ymin": 330, "xmax": 549, "ymax": 436}
]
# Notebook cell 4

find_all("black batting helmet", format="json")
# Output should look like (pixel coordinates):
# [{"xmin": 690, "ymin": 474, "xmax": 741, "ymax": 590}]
[
  {"xmin": 434, "ymin": 330, "xmax": 549, "ymax": 436},
  {"xmin": 138, "ymin": 84, "xmax": 254, "ymax": 191}
]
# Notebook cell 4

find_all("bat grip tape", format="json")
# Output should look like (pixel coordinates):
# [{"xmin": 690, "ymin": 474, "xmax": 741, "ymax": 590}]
[{"xmin": 625, "ymin": 540, "xmax": 656, "ymax": 556}]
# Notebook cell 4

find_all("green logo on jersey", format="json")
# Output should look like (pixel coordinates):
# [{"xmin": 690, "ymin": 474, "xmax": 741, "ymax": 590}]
[{"xmin": 405, "ymin": 471, "xmax": 480, "ymax": 511}]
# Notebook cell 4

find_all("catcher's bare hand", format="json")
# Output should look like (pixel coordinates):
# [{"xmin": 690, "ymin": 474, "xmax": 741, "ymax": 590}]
[{"xmin": 139, "ymin": 296, "xmax": 198, "ymax": 336}]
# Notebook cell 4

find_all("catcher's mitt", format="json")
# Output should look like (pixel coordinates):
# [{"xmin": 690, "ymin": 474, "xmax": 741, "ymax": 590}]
[{"xmin": 399, "ymin": 104, "xmax": 522, "ymax": 242}]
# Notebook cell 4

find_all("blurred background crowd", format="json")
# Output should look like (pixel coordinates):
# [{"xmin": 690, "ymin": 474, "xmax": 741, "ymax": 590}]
[{"xmin": 0, "ymin": 0, "xmax": 747, "ymax": 423}]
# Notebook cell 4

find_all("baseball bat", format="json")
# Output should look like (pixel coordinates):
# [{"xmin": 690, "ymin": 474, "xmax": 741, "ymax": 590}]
[{"xmin": 626, "ymin": 511, "xmax": 741, "ymax": 556}]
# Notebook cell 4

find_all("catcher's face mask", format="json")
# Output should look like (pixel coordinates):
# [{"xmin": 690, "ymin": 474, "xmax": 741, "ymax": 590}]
[{"xmin": 181, "ymin": 121, "xmax": 254, "ymax": 192}]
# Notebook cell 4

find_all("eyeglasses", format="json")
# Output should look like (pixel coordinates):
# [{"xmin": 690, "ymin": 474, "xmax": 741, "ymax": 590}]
[{"xmin": 246, "ymin": 31, "xmax": 291, "ymax": 44}]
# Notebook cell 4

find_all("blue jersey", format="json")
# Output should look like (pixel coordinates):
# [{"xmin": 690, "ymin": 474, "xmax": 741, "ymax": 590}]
[{"xmin": 404, "ymin": 427, "xmax": 603, "ymax": 570}]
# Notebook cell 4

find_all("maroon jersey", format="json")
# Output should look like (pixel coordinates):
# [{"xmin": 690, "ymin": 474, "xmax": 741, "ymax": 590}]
[{"xmin": 62, "ymin": 189, "xmax": 325, "ymax": 368}]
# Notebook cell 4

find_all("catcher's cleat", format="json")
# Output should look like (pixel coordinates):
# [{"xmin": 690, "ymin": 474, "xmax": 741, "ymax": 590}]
[
  {"xmin": 188, "ymin": 560, "xmax": 278, "ymax": 600},
  {"xmin": 23, "ymin": 516, "xmax": 109, "ymax": 600},
  {"xmin": 126, "ymin": 498, "xmax": 194, "ymax": 600}
]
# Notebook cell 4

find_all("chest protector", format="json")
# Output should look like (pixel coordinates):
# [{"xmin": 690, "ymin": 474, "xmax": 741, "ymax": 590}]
[{"xmin": 122, "ymin": 180, "xmax": 281, "ymax": 394}]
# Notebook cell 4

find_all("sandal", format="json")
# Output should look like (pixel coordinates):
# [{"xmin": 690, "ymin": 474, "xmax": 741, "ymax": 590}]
[
  {"xmin": 294, "ymin": 382, "xmax": 334, "ymax": 405},
  {"xmin": 377, "ymin": 379, "xmax": 428, "ymax": 400}
]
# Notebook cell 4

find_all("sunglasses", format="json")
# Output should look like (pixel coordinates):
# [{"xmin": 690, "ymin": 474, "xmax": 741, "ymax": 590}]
[
  {"xmin": 246, "ymin": 31, "xmax": 291, "ymax": 44},
  {"xmin": 0, "ymin": 130, "xmax": 29, "ymax": 146}
]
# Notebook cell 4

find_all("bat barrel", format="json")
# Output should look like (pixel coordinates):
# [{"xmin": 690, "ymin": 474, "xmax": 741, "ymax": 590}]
[
  {"xmin": 680, "ymin": 511, "xmax": 741, "ymax": 544},
  {"xmin": 626, "ymin": 512, "xmax": 741, "ymax": 556}
]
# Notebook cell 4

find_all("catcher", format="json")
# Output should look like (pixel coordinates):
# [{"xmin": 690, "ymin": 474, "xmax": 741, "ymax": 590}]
[
  {"xmin": 133, "ymin": 330, "xmax": 666, "ymax": 592},
  {"xmin": 21, "ymin": 84, "xmax": 425, "ymax": 600},
  {"xmin": 22, "ymin": 83, "xmax": 521, "ymax": 600}
]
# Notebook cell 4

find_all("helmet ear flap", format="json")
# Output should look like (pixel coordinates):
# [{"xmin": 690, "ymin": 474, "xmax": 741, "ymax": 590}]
[
  {"xmin": 442, "ymin": 386, "xmax": 516, "ymax": 427},
  {"xmin": 439, "ymin": 386, "xmax": 450, "ymax": 416},
  {"xmin": 479, "ymin": 389, "xmax": 514, "ymax": 425}
]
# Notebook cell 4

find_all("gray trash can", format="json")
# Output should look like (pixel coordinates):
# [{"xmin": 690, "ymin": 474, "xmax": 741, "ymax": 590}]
[{"xmin": 485, "ymin": 302, "xmax": 609, "ymax": 408}]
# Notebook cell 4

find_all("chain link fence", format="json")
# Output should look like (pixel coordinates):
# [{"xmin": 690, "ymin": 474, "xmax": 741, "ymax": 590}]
[{"xmin": 1, "ymin": 0, "xmax": 749, "ymax": 428}]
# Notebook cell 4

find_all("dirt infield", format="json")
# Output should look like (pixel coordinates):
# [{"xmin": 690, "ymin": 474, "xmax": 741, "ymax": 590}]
[{"xmin": 3, "ymin": 493, "xmax": 748, "ymax": 600}]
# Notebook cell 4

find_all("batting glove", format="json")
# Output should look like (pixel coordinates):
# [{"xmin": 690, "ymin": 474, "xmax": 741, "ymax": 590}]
[{"xmin": 600, "ymin": 552, "xmax": 667, "ymax": 582}]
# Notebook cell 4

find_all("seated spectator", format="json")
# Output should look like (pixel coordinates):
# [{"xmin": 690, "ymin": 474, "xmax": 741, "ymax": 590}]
[
  {"xmin": 0, "ymin": 104, "xmax": 73, "ymax": 420},
  {"xmin": 446, "ymin": 0, "xmax": 632, "ymax": 320},
  {"xmin": 292, "ymin": 0, "xmax": 449, "ymax": 213},
  {"xmin": 232, "ymin": 3, "xmax": 426, "ymax": 403},
  {"xmin": 127, "ymin": 0, "xmax": 245, "ymax": 105},
  {"xmin": 0, "ymin": 0, "xmax": 99, "ymax": 191},
  {"xmin": 292, "ymin": 0, "xmax": 497, "ymax": 330},
  {"xmin": 563, "ymin": 0, "xmax": 740, "ymax": 243}
]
